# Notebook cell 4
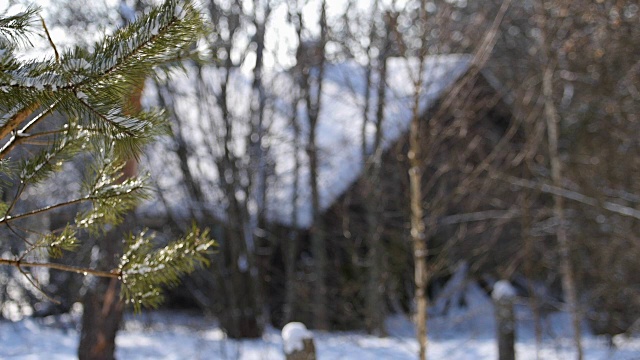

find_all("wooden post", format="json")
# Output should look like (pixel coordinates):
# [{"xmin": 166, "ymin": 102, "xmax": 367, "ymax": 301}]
[
  {"xmin": 282, "ymin": 322, "xmax": 316, "ymax": 360},
  {"xmin": 492, "ymin": 280, "xmax": 516, "ymax": 360}
]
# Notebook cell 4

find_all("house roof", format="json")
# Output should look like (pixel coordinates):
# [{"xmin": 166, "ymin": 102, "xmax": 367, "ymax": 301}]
[{"xmin": 140, "ymin": 55, "xmax": 473, "ymax": 229}]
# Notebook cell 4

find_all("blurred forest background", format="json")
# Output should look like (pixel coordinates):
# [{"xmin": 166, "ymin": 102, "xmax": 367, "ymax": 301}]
[{"xmin": 1, "ymin": 0, "xmax": 640, "ymax": 358}]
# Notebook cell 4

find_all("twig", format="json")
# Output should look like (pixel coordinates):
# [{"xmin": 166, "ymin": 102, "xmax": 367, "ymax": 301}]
[
  {"xmin": 40, "ymin": 16, "xmax": 59, "ymax": 64},
  {"xmin": 497, "ymin": 174, "xmax": 640, "ymax": 220},
  {"xmin": 17, "ymin": 265, "xmax": 61, "ymax": 304},
  {"xmin": 7, "ymin": 222, "xmax": 33, "ymax": 247},
  {"xmin": 0, "ymin": 186, "xmax": 142, "ymax": 224},
  {"xmin": 439, "ymin": 209, "xmax": 522, "ymax": 226},
  {"xmin": 0, "ymin": 257, "xmax": 120, "ymax": 278}
]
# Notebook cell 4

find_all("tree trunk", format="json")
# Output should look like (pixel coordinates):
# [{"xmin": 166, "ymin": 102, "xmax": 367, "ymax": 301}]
[
  {"xmin": 78, "ymin": 234, "xmax": 125, "ymax": 360},
  {"xmin": 364, "ymin": 43, "xmax": 389, "ymax": 335},
  {"xmin": 296, "ymin": 0, "xmax": 329, "ymax": 330},
  {"xmin": 78, "ymin": 72, "xmax": 143, "ymax": 360},
  {"xmin": 249, "ymin": 4, "xmax": 272, "ymax": 327},
  {"xmin": 543, "ymin": 66, "xmax": 583, "ymax": 360},
  {"xmin": 534, "ymin": 2, "xmax": 582, "ymax": 357},
  {"xmin": 284, "ymin": 82, "xmax": 302, "ymax": 324},
  {"xmin": 308, "ymin": 129, "xmax": 328, "ymax": 330},
  {"xmin": 409, "ymin": 123, "xmax": 428, "ymax": 360},
  {"xmin": 409, "ymin": 3, "xmax": 429, "ymax": 359},
  {"xmin": 215, "ymin": 58, "xmax": 263, "ymax": 339}
]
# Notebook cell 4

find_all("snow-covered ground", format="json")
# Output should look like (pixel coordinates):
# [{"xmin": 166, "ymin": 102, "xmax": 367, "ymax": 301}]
[{"xmin": 1, "ymin": 304, "xmax": 640, "ymax": 359}]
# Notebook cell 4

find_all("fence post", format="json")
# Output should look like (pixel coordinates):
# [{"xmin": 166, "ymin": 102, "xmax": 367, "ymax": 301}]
[
  {"xmin": 282, "ymin": 322, "xmax": 316, "ymax": 360},
  {"xmin": 492, "ymin": 280, "xmax": 516, "ymax": 360}
]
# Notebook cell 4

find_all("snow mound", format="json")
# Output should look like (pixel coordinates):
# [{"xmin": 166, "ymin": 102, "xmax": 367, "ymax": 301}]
[
  {"xmin": 492, "ymin": 280, "xmax": 517, "ymax": 301},
  {"xmin": 282, "ymin": 322, "xmax": 313, "ymax": 354}
]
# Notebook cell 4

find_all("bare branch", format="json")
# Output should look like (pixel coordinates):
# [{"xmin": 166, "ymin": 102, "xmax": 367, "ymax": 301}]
[
  {"xmin": 17, "ymin": 265, "xmax": 61, "ymax": 304},
  {"xmin": 498, "ymin": 174, "xmax": 640, "ymax": 221},
  {"xmin": 0, "ymin": 103, "xmax": 39, "ymax": 147},
  {"xmin": 0, "ymin": 101, "xmax": 59, "ymax": 157},
  {"xmin": 0, "ymin": 257, "xmax": 119, "ymax": 278},
  {"xmin": 40, "ymin": 16, "xmax": 59, "ymax": 64}
]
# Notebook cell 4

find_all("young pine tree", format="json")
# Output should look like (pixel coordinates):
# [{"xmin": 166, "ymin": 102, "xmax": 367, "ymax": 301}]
[{"xmin": 0, "ymin": 0, "xmax": 214, "ymax": 312}]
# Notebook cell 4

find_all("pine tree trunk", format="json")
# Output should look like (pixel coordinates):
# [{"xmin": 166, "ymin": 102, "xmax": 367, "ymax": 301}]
[
  {"xmin": 78, "ymin": 79, "xmax": 143, "ymax": 360},
  {"xmin": 78, "ymin": 247, "xmax": 124, "ymax": 360},
  {"xmin": 77, "ymin": 205, "xmax": 133, "ymax": 359}
]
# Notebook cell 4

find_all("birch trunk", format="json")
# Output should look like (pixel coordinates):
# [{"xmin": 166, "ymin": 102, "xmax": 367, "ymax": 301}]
[
  {"xmin": 409, "ymin": 2, "xmax": 429, "ymax": 359},
  {"xmin": 543, "ymin": 66, "xmax": 583, "ymax": 360}
]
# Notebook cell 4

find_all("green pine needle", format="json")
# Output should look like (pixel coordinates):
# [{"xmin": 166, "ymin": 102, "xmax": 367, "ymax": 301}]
[
  {"xmin": 0, "ymin": 6, "xmax": 38, "ymax": 47},
  {"xmin": 119, "ymin": 226, "xmax": 216, "ymax": 312}
]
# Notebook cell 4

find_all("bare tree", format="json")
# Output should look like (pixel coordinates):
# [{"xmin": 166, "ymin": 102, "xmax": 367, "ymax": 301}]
[
  {"xmin": 487, "ymin": 0, "xmax": 640, "ymax": 353},
  {"xmin": 406, "ymin": 2, "xmax": 430, "ymax": 357},
  {"xmin": 149, "ymin": 0, "xmax": 268, "ymax": 338},
  {"xmin": 290, "ymin": 0, "xmax": 330, "ymax": 330}
]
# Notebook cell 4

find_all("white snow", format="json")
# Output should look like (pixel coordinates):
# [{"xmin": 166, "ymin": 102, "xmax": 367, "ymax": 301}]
[
  {"xmin": 492, "ymin": 280, "xmax": 517, "ymax": 301},
  {"xmin": 76, "ymin": 91, "xmax": 88, "ymax": 100},
  {"xmin": 431, "ymin": 262, "xmax": 492, "ymax": 317},
  {"xmin": 282, "ymin": 322, "xmax": 313, "ymax": 354},
  {"xmin": 1, "ymin": 307, "xmax": 639, "ymax": 359},
  {"xmin": 267, "ymin": 55, "xmax": 472, "ymax": 228},
  {"xmin": 118, "ymin": 2, "xmax": 137, "ymax": 23}
]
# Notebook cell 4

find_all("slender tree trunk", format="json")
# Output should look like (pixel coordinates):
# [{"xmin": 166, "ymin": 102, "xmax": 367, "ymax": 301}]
[
  {"xmin": 308, "ymin": 124, "xmax": 328, "ymax": 330},
  {"xmin": 284, "ymin": 86, "xmax": 302, "ymax": 324},
  {"xmin": 361, "ymin": 27, "xmax": 377, "ymax": 332},
  {"xmin": 535, "ymin": 0, "xmax": 582, "ymax": 356},
  {"xmin": 249, "ymin": 2, "xmax": 271, "ymax": 327},
  {"xmin": 409, "ymin": 2, "xmax": 429, "ymax": 359},
  {"xmin": 409, "ymin": 103, "xmax": 428, "ymax": 360},
  {"xmin": 521, "ymin": 191, "xmax": 542, "ymax": 360},
  {"xmin": 543, "ymin": 66, "xmax": 583, "ymax": 360},
  {"xmin": 365, "ymin": 40, "xmax": 389, "ymax": 335},
  {"xmin": 296, "ymin": 0, "xmax": 329, "ymax": 330},
  {"xmin": 217, "ymin": 63, "xmax": 262, "ymax": 338}
]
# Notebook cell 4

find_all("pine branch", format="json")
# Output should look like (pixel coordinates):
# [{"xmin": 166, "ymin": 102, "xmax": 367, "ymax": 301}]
[
  {"xmin": 0, "ymin": 0, "xmax": 213, "ymax": 313},
  {"xmin": 0, "ymin": 183, "xmax": 145, "ymax": 225},
  {"xmin": 23, "ymin": 225, "xmax": 78, "ymax": 259},
  {"xmin": 119, "ymin": 226, "xmax": 215, "ymax": 311}
]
